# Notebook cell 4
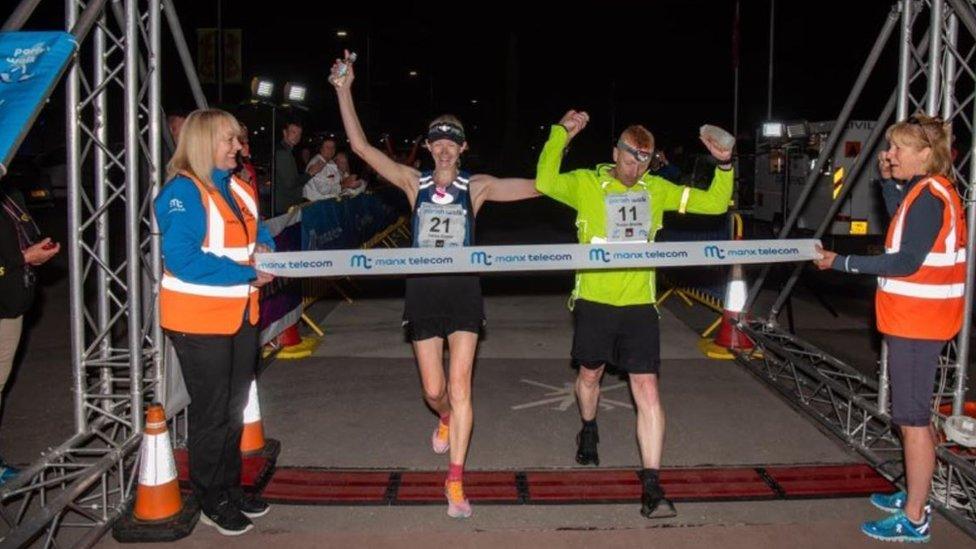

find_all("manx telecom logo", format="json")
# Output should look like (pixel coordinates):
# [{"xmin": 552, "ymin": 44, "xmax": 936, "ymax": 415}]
[
  {"xmin": 703, "ymin": 245, "xmax": 726, "ymax": 260},
  {"xmin": 589, "ymin": 248, "xmax": 611, "ymax": 263},
  {"xmin": 350, "ymin": 254, "xmax": 372, "ymax": 269},
  {"xmin": 470, "ymin": 251, "xmax": 492, "ymax": 266}
]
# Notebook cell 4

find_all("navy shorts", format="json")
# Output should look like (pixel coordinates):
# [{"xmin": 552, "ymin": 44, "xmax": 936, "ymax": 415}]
[{"xmin": 885, "ymin": 335, "xmax": 945, "ymax": 427}]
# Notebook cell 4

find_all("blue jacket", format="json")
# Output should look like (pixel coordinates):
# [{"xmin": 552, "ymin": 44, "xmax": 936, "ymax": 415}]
[{"xmin": 155, "ymin": 168, "xmax": 275, "ymax": 286}]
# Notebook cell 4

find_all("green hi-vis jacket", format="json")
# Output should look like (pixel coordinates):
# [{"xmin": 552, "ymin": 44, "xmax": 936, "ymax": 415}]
[{"xmin": 535, "ymin": 125, "xmax": 734, "ymax": 308}]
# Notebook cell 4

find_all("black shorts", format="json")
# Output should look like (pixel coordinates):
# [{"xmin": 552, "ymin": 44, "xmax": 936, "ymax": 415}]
[
  {"xmin": 885, "ymin": 335, "xmax": 945, "ymax": 427},
  {"xmin": 403, "ymin": 275, "xmax": 484, "ymax": 341},
  {"xmin": 406, "ymin": 316, "xmax": 484, "ymax": 341},
  {"xmin": 572, "ymin": 299, "xmax": 661, "ymax": 374}
]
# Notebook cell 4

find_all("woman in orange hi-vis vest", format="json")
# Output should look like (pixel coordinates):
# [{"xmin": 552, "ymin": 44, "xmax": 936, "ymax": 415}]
[
  {"xmin": 816, "ymin": 114, "xmax": 966, "ymax": 543},
  {"xmin": 154, "ymin": 110, "xmax": 276, "ymax": 537}
]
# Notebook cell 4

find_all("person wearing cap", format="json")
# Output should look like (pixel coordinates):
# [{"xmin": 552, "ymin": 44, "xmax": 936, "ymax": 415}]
[
  {"xmin": 329, "ymin": 52, "xmax": 538, "ymax": 519},
  {"xmin": 535, "ymin": 110, "xmax": 734, "ymax": 519}
]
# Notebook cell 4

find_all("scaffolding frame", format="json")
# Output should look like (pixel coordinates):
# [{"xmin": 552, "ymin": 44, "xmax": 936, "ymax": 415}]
[{"xmin": 0, "ymin": 0, "xmax": 205, "ymax": 545}]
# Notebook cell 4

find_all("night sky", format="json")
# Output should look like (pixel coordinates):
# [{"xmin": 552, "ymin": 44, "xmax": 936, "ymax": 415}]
[{"xmin": 11, "ymin": 0, "xmax": 899, "ymax": 173}]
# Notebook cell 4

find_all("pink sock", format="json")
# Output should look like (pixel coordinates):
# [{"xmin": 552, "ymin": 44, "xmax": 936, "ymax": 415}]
[
  {"xmin": 439, "ymin": 412, "xmax": 450, "ymax": 426},
  {"xmin": 448, "ymin": 463, "xmax": 463, "ymax": 482}
]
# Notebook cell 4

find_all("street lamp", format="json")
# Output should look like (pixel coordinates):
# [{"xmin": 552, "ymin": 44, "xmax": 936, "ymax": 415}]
[
  {"xmin": 251, "ymin": 77, "xmax": 274, "ymax": 99},
  {"xmin": 284, "ymin": 82, "xmax": 307, "ymax": 104}
]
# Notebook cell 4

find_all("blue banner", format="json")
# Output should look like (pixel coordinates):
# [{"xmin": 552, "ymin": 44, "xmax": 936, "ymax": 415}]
[
  {"xmin": 0, "ymin": 32, "xmax": 77, "ymax": 177},
  {"xmin": 259, "ymin": 189, "xmax": 406, "ymax": 343},
  {"xmin": 301, "ymin": 190, "xmax": 404, "ymax": 251}
]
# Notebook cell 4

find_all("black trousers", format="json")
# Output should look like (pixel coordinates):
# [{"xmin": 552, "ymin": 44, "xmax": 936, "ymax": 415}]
[{"xmin": 168, "ymin": 321, "xmax": 258, "ymax": 513}]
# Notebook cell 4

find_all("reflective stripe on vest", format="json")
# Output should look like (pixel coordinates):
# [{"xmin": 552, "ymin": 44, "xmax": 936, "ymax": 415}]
[
  {"xmin": 876, "ymin": 175, "xmax": 966, "ymax": 339},
  {"xmin": 878, "ymin": 278, "xmax": 965, "ymax": 299},
  {"xmin": 160, "ymin": 172, "xmax": 259, "ymax": 334},
  {"xmin": 878, "ymin": 177, "xmax": 966, "ymax": 300},
  {"xmin": 160, "ymin": 276, "xmax": 255, "ymax": 298}
]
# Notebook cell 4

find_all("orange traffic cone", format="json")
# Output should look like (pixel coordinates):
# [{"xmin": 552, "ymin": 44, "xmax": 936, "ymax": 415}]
[
  {"xmin": 277, "ymin": 324, "xmax": 301, "ymax": 346},
  {"xmin": 240, "ymin": 379, "xmax": 267, "ymax": 454},
  {"xmin": 133, "ymin": 404, "xmax": 182, "ymax": 522},
  {"xmin": 275, "ymin": 321, "xmax": 320, "ymax": 359},
  {"xmin": 698, "ymin": 263, "xmax": 755, "ymax": 360}
]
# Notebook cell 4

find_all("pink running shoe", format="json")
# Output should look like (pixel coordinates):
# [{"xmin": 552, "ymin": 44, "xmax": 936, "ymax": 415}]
[
  {"xmin": 431, "ymin": 420, "xmax": 450, "ymax": 454},
  {"xmin": 445, "ymin": 479, "xmax": 472, "ymax": 518}
]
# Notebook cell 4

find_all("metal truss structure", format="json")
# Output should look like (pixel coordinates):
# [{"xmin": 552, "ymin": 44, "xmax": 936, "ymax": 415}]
[{"xmin": 0, "ymin": 0, "xmax": 205, "ymax": 546}]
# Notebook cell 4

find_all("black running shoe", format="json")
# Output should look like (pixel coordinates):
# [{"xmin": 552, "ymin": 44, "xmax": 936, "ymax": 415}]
[
  {"xmin": 200, "ymin": 498, "xmax": 254, "ymax": 536},
  {"xmin": 575, "ymin": 423, "xmax": 600, "ymax": 466},
  {"xmin": 238, "ymin": 496, "xmax": 270, "ymax": 519},
  {"xmin": 640, "ymin": 478, "xmax": 677, "ymax": 519}
]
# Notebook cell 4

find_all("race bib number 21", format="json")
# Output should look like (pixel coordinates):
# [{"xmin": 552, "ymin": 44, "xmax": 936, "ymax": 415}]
[{"xmin": 417, "ymin": 203, "xmax": 467, "ymax": 247}]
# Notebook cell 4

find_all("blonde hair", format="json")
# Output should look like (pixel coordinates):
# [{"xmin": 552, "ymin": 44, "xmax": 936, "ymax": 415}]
[
  {"xmin": 885, "ymin": 113, "xmax": 953, "ymax": 181},
  {"xmin": 166, "ymin": 109, "xmax": 242, "ymax": 187},
  {"xmin": 620, "ymin": 125, "xmax": 655, "ymax": 151}
]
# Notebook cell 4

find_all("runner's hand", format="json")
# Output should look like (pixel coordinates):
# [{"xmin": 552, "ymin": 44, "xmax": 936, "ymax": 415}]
[
  {"xmin": 558, "ymin": 110, "xmax": 590, "ymax": 140},
  {"xmin": 329, "ymin": 50, "xmax": 356, "ymax": 90},
  {"xmin": 700, "ymin": 135, "xmax": 732, "ymax": 164}
]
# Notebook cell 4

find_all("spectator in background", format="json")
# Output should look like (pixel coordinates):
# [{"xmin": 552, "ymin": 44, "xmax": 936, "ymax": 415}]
[
  {"xmin": 0, "ymin": 186, "xmax": 60, "ymax": 485},
  {"xmin": 335, "ymin": 151, "xmax": 366, "ymax": 197},
  {"xmin": 236, "ymin": 123, "xmax": 259, "ymax": 193},
  {"xmin": 303, "ymin": 137, "xmax": 340, "ymax": 201},
  {"xmin": 167, "ymin": 111, "xmax": 188, "ymax": 144},
  {"xmin": 298, "ymin": 141, "xmax": 312, "ymax": 170},
  {"xmin": 274, "ymin": 119, "xmax": 322, "ymax": 214}
]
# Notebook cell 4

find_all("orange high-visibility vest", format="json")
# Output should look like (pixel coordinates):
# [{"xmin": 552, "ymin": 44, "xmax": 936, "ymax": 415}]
[
  {"xmin": 160, "ymin": 171, "xmax": 260, "ymax": 335},
  {"xmin": 876, "ymin": 175, "xmax": 967, "ymax": 340}
]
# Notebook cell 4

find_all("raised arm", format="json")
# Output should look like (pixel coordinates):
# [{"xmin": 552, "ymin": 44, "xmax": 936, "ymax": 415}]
[
  {"xmin": 660, "ymin": 131, "xmax": 734, "ymax": 215},
  {"xmin": 534, "ymin": 111, "xmax": 592, "ymax": 210},
  {"xmin": 469, "ymin": 175, "xmax": 539, "ymax": 213},
  {"xmin": 330, "ymin": 53, "xmax": 419, "ymax": 203}
]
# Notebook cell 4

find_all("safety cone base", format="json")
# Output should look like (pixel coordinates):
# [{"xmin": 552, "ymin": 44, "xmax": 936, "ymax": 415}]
[
  {"xmin": 276, "ymin": 336, "xmax": 320, "ymax": 360},
  {"xmin": 112, "ymin": 493, "xmax": 199, "ymax": 543},
  {"xmin": 698, "ymin": 338, "xmax": 736, "ymax": 360},
  {"xmin": 698, "ymin": 338, "xmax": 763, "ymax": 361}
]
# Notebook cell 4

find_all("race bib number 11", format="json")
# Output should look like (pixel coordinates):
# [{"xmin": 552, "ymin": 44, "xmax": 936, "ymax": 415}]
[{"xmin": 605, "ymin": 192, "xmax": 650, "ymax": 242}]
